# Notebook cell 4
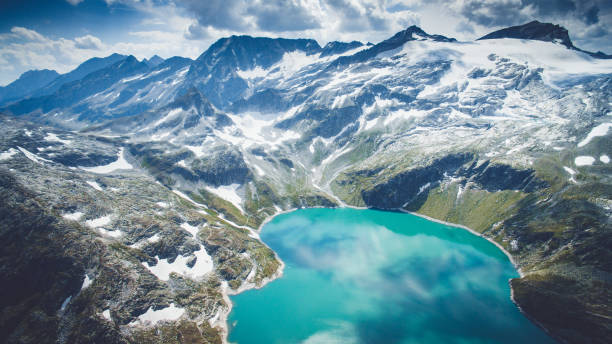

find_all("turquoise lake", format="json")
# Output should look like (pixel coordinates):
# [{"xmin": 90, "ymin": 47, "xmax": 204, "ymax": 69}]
[{"xmin": 228, "ymin": 208, "xmax": 555, "ymax": 344}]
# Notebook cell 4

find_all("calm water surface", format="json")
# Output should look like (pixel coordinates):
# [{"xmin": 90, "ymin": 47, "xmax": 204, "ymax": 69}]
[{"xmin": 228, "ymin": 208, "xmax": 554, "ymax": 344}]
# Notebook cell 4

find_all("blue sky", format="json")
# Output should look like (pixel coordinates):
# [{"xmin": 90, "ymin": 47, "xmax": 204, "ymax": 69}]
[{"xmin": 1, "ymin": 0, "xmax": 610, "ymax": 85}]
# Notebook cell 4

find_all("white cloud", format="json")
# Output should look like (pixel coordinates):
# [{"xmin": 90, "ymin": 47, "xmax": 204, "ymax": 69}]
[
  {"xmin": 66, "ymin": 0, "xmax": 84, "ymax": 5},
  {"xmin": 74, "ymin": 35, "xmax": 105, "ymax": 50},
  {"xmin": 9, "ymin": 27, "xmax": 46, "ymax": 42}
]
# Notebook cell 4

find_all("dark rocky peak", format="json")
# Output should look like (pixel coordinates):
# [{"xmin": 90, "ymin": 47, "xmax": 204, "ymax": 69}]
[
  {"xmin": 172, "ymin": 87, "xmax": 216, "ymax": 116},
  {"xmin": 328, "ymin": 26, "xmax": 456, "ymax": 69},
  {"xmin": 479, "ymin": 20, "xmax": 611, "ymax": 59},
  {"xmin": 148, "ymin": 56, "xmax": 193, "ymax": 74},
  {"xmin": 59, "ymin": 53, "xmax": 127, "ymax": 80},
  {"xmin": 320, "ymin": 41, "xmax": 364, "ymax": 57},
  {"xmin": 64, "ymin": 53, "xmax": 129, "ymax": 79},
  {"xmin": 191, "ymin": 35, "xmax": 322, "ymax": 74},
  {"xmin": 185, "ymin": 35, "xmax": 322, "ymax": 109},
  {"xmin": 143, "ymin": 54, "xmax": 165, "ymax": 67},
  {"xmin": 386, "ymin": 25, "xmax": 457, "ymax": 44},
  {"xmin": 478, "ymin": 21, "xmax": 573, "ymax": 48},
  {"xmin": 98, "ymin": 55, "xmax": 149, "ymax": 77}
]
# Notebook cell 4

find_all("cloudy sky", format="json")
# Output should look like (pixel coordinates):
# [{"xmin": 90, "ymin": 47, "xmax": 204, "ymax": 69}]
[{"xmin": 1, "ymin": 0, "xmax": 610, "ymax": 85}]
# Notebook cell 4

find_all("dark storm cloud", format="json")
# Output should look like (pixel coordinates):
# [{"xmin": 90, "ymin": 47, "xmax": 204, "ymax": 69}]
[
  {"xmin": 185, "ymin": 22, "xmax": 210, "ymax": 40},
  {"xmin": 455, "ymin": 0, "xmax": 608, "ymax": 27},
  {"xmin": 456, "ymin": 21, "xmax": 476, "ymax": 34},
  {"xmin": 325, "ymin": 0, "xmax": 390, "ymax": 32},
  {"xmin": 177, "ymin": 0, "xmax": 321, "ymax": 36},
  {"xmin": 175, "ymin": 0, "xmax": 249, "ymax": 31},
  {"xmin": 246, "ymin": 2, "xmax": 321, "ymax": 31},
  {"xmin": 454, "ymin": 0, "xmax": 528, "ymax": 27},
  {"xmin": 583, "ymin": 5, "xmax": 599, "ymax": 24}
]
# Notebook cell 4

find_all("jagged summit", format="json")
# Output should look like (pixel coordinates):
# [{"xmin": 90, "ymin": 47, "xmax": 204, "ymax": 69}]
[
  {"xmin": 389, "ymin": 25, "xmax": 457, "ymax": 44},
  {"xmin": 320, "ymin": 41, "xmax": 364, "ymax": 57},
  {"xmin": 328, "ymin": 25, "xmax": 456, "ymax": 69},
  {"xmin": 193, "ymin": 35, "xmax": 321, "ymax": 71},
  {"xmin": 173, "ymin": 87, "xmax": 216, "ymax": 115},
  {"xmin": 478, "ymin": 21, "xmax": 573, "ymax": 48},
  {"xmin": 479, "ymin": 20, "xmax": 611, "ymax": 59},
  {"xmin": 186, "ymin": 35, "xmax": 323, "ymax": 107},
  {"xmin": 143, "ymin": 54, "xmax": 165, "ymax": 67}
]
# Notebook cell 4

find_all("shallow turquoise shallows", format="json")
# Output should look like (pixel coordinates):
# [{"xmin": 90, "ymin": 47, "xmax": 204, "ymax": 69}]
[{"xmin": 228, "ymin": 208, "xmax": 555, "ymax": 344}]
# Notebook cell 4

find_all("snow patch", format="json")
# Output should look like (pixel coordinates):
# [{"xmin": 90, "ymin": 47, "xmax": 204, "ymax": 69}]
[
  {"xmin": 220, "ymin": 112, "xmax": 301, "ymax": 149},
  {"xmin": 383, "ymin": 108, "xmax": 427, "ymax": 126},
  {"xmin": 147, "ymin": 234, "xmax": 161, "ymax": 243},
  {"xmin": 60, "ymin": 296, "xmax": 71, "ymax": 311},
  {"xmin": 252, "ymin": 164, "xmax": 266, "ymax": 176},
  {"xmin": 154, "ymin": 108, "xmax": 182, "ymax": 127},
  {"xmin": 205, "ymin": 183, "xmax": 244, "ymax": 212},
  {"xmin": 563, "ymin": 166, "xmax": 576, "ymax": 175},
  {"xmin": 331, "ymin": 94, "xmax": 355, "ymax": 109},
  {"xmin": 0, "ymin": 148, "xmax": 18, "ymax": 161},
  {"xmin": 62, "ymin": 212, "xmax": 83, "ymax": 221},
  {"xmin": 600, "ymin": 155, "xmax": 610, "ymax": 163},
  {"xmin": 97, "ymin": 228, "xmax": 123, "ymax": 238},
  {"xmin": 134, "ymin": 303, "xmax": 185, "ymax": 325},
  {"xmin": 155, "ymin": 201, "xmax": 169, "ymax": 208},
  {"xmin": 364, "ymin": 118, "xmax": 378, "ymax": 131},
  {"xmin": 86, "ymin": 180, "xmax": 103, "ymax": 191},
  {"xmin": 17, "ymin": 146, "xmax": 52, "ymax": 164},
  {"xmin": 185, "ymin": 145, "xmax": 206, "ymax": 158},
  {"xmin": 180, "ymin": 222, "xmax": 200, "ymax": 238},
  {"xmin": 577, "ymin": 123, "xmax": 612, "ymax": 147},
  {"xmin": 102, "ymin": 309, "xmax": 111, "ymax": 321},
  {"xmin": 44, "ymin": 133, "xmax": 72, "ymax": 145},
  {"xmin": 418, "ymin": 182, "xmax": 431, "ymax": 195},
  {"xmin": 81, "ymin": 275, "xmax": 93, "ymax": 290},
  {"xmin": 575, "ymin": 156, "xmax": 595, "ymax": 166},
  {"xmin": 172, "ymin": 190, "xmax": 207, "ymax": 208},
  {"xmin": 142, "ymin": 245, "xmax": 213, "ymax": 281},
  {"xmin": 80, "ymin": 148, "xmax": 133, "ymax": 174},
  {"xmin": 237, "ymin": 66, "xmax": 268, "ymax": 79},
  {"xmin": 85, "ymin": 215, "xmax": 112, "ymax": 228},
  {"xmin": 270, "ymin": 51, "xmax": 320, "ymax": 79}
]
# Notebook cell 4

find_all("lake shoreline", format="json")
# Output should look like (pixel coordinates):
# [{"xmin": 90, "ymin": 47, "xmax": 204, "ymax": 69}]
[
  {"xmin": 219, "ymin": 204, "xmax": 532, "ymax": 344},
  {"xmin": 399, "ymin": 210, "xmax": 523, "ymax": 277}
]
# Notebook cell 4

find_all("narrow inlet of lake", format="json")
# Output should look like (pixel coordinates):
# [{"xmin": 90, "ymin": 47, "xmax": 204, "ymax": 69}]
[{"xmin": 228, "ymin": 208, "xmax": 555, "ymax": 344}]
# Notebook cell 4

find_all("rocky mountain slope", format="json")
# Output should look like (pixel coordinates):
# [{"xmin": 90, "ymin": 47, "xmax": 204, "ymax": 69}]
[{"xmin": 1, "ymin": 21, "xmax": 611, "ymax": 344}]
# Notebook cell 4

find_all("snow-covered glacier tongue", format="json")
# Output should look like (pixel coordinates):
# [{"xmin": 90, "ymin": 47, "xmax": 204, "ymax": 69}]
[{"xmin": 0, "ymin": 21, "xmax": 611, "ymax": 344}]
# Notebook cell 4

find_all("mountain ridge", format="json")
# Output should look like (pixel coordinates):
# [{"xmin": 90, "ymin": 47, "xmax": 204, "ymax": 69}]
[
  {"xmin": 0, "ymin": 69, "xmax": 59, "ymax": 105},
  {"xmin": 479, "ymin": 20, "xmax": 611, "ymax": 59}
]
